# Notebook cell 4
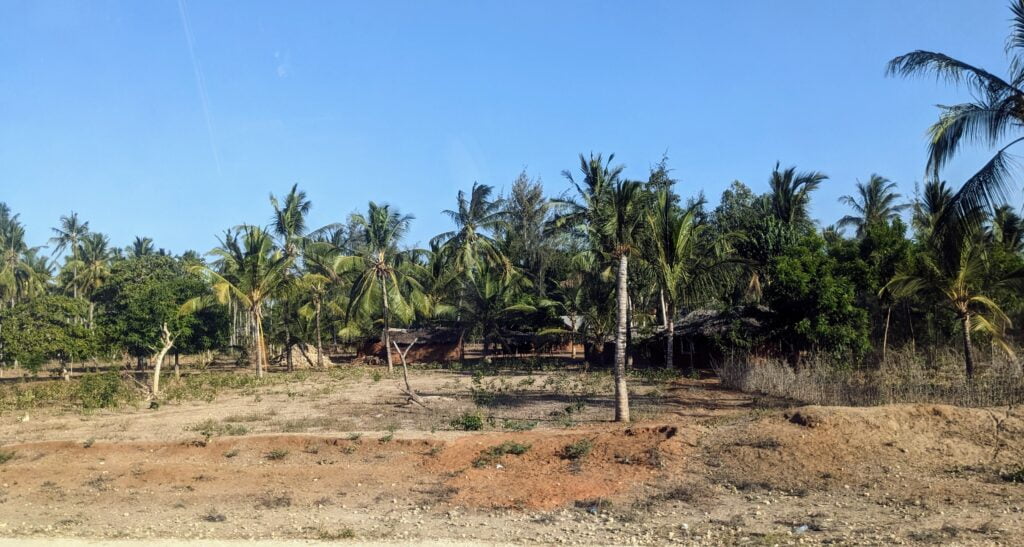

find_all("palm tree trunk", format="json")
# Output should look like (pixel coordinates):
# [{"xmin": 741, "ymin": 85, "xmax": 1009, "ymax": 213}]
[
  {"xmin": 665, "ymin": 302, "xmax": 674, "ymax": 370},
  {"xmin": 315, "ymin": 298, "xmax": 323, "ymax": 368},
  {"xmin": 381, "ymin": 276, "xmax": 393, "ymax": 374},
  {"xmin": 882, "ymin": 305, "xmax": 892, "ymax": 363},
  {"xmin": 614, "ymin": 254, "xmax": 630, "ymax": 423},
  {"xmin": 252, "ymin": 307, "xmax": 265, "ymax": 379},
  {"xmin": 962, "ymin": 313, "xmax": 975, "ymax": 380}
]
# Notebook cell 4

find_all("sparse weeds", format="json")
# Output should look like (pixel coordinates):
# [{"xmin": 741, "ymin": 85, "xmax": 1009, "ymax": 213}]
[
  {"xmin": 256, "ymin": 492, "xmax": 292, "ymax": 509},
  {"xmin": 1001, "ymin": 467, "xmax": 1024, "ymax": 483},
  {"xmin": 201, "ymin": 509, "xmax": 227, "ymax": 522},
  {"xmin": 223, "ymin": 449, "xmax": 240, "ymax": 458},
  {"xmin": 501, "ymin": 419, "xmax": 538, "ymax": 431},
  {"xmin": 472, "ymin": 441, "xmax": 531, "ymax": 468},
  {"xmin": 317, "ymin": 527, "xmax": 355, "ymax": 540},
  {"xmin": 186, "ymin": 418, "xmax": 249, "ymax": 439},
  {"xmin": 0, "ymin": 450, "xmax": 16, "ymax": 464}
]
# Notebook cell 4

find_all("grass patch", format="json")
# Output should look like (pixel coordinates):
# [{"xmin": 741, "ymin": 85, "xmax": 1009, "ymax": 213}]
[
  {"xmin": 0, "ymin": 450, "xmax": 16, "ymax": 464},
  {"xmin": 1001, "ymin": 467, "xmax": 1024, "ymax": 483},
  {"xmin": 472, "ymin": 441, "xmax": 531, "ymax": 468},
  {"xmin": 201, "ymin": 509, "xmax": 227, "ymax": 523},
  {"xmin": 317, "ymin": 527, "xmax": 355, "ymax": 540},
  {"xmin": 223, "ymin": 449, "xmax": 240, "ymax": 458},
  {"xmin": 501, "ymin": 419, "xmax": 538, "ymax": 431},
  {"xmin": 256, "ymin": 492, "xmax": 292, "ymax": 509},
  {"xmin": 186, "ymin": 418, "xmax": 249, "ymax": 438}
]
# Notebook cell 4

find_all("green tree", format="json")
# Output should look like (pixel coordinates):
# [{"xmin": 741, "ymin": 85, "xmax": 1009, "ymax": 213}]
[
  {"xmin": 837, "ymin": 174, "xmax": 909, "ymax": 238},
  {"xmin": 767, "ymin": 162, "xmax": 827, "ymax": 227},
  {"xmin": 94, "ymin": 256, "xmax": 209, "ymax": 393},
  {"xmin": 0, "ymin": 294, "xmax": 96, "ymax": 375},
  {"xmin": 49, "ymin": 211, "xmax": 89, "ymax": 299},
  {"xmin": 432, "ymin": 182, "xmax": 507, "ymax": 277},
  {"xmin": 196, "ymin": 226, "xmax": 293, "ymax": 378},
  {"xmin": 335, "ymin": 203, "xmax": 426, "ymax": 373}
]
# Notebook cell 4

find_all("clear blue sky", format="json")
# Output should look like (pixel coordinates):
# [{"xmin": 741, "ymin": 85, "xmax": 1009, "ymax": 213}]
[{"xmin": 0, "ymin": 0, "xmax": 1016, "ymax": 254}]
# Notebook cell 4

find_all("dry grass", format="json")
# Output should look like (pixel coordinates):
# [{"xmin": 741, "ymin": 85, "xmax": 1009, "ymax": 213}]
[{"xmin": 714, "ymin": 346, "xmax": 1024, "ymax": 407}]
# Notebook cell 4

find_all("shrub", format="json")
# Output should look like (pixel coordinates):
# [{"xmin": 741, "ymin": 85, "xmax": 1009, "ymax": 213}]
[
  {"xmin": 562, "ymin": 438, "xmax": 593, "ymax": 460},
  {"xmin": 472, "ymin": 441, "xmax": 531, "ymax": 468},
  {"xmin": 0, "ymin": 450, "xmax": 16, "ymax": 464},
  {"xmin": 77, "ymin": 371, "xmax": 136, "ymax": 410},
  {"xmin": 450, "ymin": 411, "xmax": 484, "ymax": 431},
  {"xmin": 265, "ymin": 449, "xmax": 288, "ymax": 461},
  {"xmin": 1002, "ymin": 467, "xmax": 1024, "ymax": 483}
]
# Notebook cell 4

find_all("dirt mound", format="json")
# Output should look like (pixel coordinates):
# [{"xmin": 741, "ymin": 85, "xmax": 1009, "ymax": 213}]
[
  {"xmin": 708, "ymin": 404, "xmax": 1024, "ymax": 493},
  {"xmin": 427, "ymin": 425, "xmax": 687, "ymax": 509}
]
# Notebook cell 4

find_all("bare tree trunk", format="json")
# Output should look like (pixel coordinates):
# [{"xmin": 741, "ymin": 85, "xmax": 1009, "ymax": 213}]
[
  {"xmin": 173, "ymin": 350, "xmax": 180, "ymax": 379},
  {"xmin": 392, "ymin": 338, "xmax": 427, "ymax": 407},
  {"xmin": 315, "ymin": 298, "xmax": 324, "ymax": 367},
  {"xmin": 882, "ymin": 305, "xmax": 892, "ymax": 364},
  {"xmin": 88, "ymin": 302, "xmax": 95, "ymax": 330},
  {"xmin": 614, "ymin": 254, "xmax": 631, "ymax": 423},
  {"xmin": 962, "ymin": 313, "xmax": 975, "ymax": 380},
  {"xmin": 381, "ymin": 277, "xmax": 393, "ymax": 374},
  {"xmin": 152, "ymin": 322, "xmax": 176, "ymax": 396}
]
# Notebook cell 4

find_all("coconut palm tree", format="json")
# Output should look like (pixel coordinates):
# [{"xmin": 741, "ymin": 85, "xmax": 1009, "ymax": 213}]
[
  {"xmin": 195, "ymin": 226, "xmax": 293, "ymax": 378},
  {"xmin": 431, "ymin": 182, "xmax": 508, "ymax": 277},
  {"xmin": 990, "ymin": 205, "xmax": 1024, "ymax": 253},
  {"xmin": 646, "ymin": 190, "xmax": 729, "ymax": 369},
  {"xmin": 49, "ymin": 212, "xmax": 89, "ymax": 299},
  {"xmin": 450, "ymin": 261, "xmax": 536, "ymax": 356},
  {"xmin": 887, "ymin": 0, "xmax": 1024, "ymax": 228},
  {"xmin": 335, "ymin": 202, "xmax": 427, "ymax": 373},
  {"xmin": 270, "ymin": 183, "xmax": 312, "ymax": 258},
  {"xmin": 128, "ymin": 236, "xmax": 156, "ymax": 258},
  {"xmin": 838, "ymin": 175, "xmax": 910, "ymax": 237},
  {"xmin": 69, "ymin": 233, "xmax": 113, "ymax": 327},
  {"xmin": 0, "ymin": 204, "xmax": 40, "ymax": 307},
  {"xmin": 767, "ymin": 162, "xmax": 827, "ymax": 226},
  {"xmin": 557, "ymin": 153, "xmax": 641, "ymax": 422}
]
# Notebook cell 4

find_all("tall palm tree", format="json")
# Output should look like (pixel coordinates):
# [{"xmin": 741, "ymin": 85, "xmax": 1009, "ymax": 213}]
[
  {"xmin": 767, "ymin": 162, "xmax": 828, "ymax": 226},
  {"xmin": 335, "ymin": 203, "xmax": 426, "ymax": 373},
  {"xmin": 557, "ymin": 153, "xmax": 641, "ymax": 422},
  {"xmin": 128, "ymin": 236, "xmax": 155, "ymax": 258},
  {"xmin": 431, "ymin": 182, "xmax": 508, "ymax": 277},
  {"xmin": 912, "ymin": 179, "xmax": 955, "ymax": 239},
  {"xmin": 270, "ymin": 183, "xmax": 312, "ymax": 258},
  {"xmin": 646, "ymin": 190, "xmax": 728, "ymax": 369},
  {"xmin": 70, "ymin": 233, "xmax": 113, "ymax": 328},
  {"xmin": 0, "ymin": 204, "xmax": 40, "ymax": 307},
  {"xmin": 196, "ymin": 226, "xmax": 293, "ymax": 378},
  {"xmin": 838, "ymin": 174, "xmax": 909, "ymax": 237},
  {"xmin": 887, "ymin": 0, "xmax": 1024, "ymax": 228},
  {"xmin": 885, "ymin": 225, "xmax": 1023, "ymax": 378},
  {"xmin": 49, "ymin": 212, "xmax": 89, "ymax": 299}
]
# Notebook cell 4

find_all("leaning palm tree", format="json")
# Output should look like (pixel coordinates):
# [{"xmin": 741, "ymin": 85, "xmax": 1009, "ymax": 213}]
[
  {"xmin": 838, "ymin": 174, "xmax": 909, "ymax": 237},
  {"xmin": 431, "ymin": 182, "xmax": 508, "ymax": 277},
  {"xmin": 335, "ymin": 202, "xmax": 426, "ymax": 374},
  {"xmin": 887, "ymin": 0, "xmax": 1024, "ymax": 228},
  {"xmin": 646, "ymin": 190, "xmax": 729, "ymax": 369},
  {"xmin": 885, "ymin": 206, "xmax": 1024, "ymax": 378},
  {"xmin": 556, "ymin": 153, "xmax": 640, "ymax": 422},
  {"xmin": 767, "ymin": 162, "xmax": 828, "ymax": 226},
  {"xmin": 195, "ymin": 226, "xmax": 293, "ymax": 378},
  {"xmin": 49, "ymin": 212, "xmax": 89, "ymax": 299}
]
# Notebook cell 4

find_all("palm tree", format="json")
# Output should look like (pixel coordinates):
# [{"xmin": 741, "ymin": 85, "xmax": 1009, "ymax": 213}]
[
  {"xmin": 885, "ymin": 225, "xmax": 1023, "ymax": 378},
  {"xmin": 767, "ymin": 162, "xmax": 828, "ymax": 226},
  {"xmin": 646, "ymin": 190, "xmax": 728, "ymax": 369},
  {"xmin": 49, "ymin": 212, "xmax": 89, "ymax": 299},
  {"xmin": 270, "ymin": 183, "xmax": 312, "ymax": 258},
  {"xmin": 0, "ymin": 204, "xmax": 40, "ymax": 307},
  {"xmin": 557, "ymin": 153, "xmax": 641, "ymax": 422},
  {"xmin": 450, "ymin": 261, "xmax": 536, "ymax": 356},
  {"xmin": 335, "ymin": 203, "xmax": 426, "ymax": 373},
  {"xmin": 838, "ymin": 175, "xmax": 909, "ymax": 237},
  {"xmin": 887, "ymin": 0, "xmax": 1024, "ymax": 228},
  {"xmin": 990, "ymin": 205, "xmax": 1024, "ymax": 253},
  {"xmin": 912, "ymin": 179, "xmax": 955, "ymax": 239},
  {"xmin": 128, "ymin": 236, "xmax": 155, "ymax": 258},
  {"xmin": 431, "ymin": 182, "xmax": 508, "ymax": 277},
  {"xmin": 196, "ymin": 226, "xmax": 293, "ymax": 378},
  {"xmin": 70, "ymin": 233, "xmax": 113, "ymax": 328}
]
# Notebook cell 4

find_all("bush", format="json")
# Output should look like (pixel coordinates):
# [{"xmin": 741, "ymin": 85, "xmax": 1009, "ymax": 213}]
[
  {"xmin": 77, "ymin": 370, "xmax": 136, "ymax": 410},
  {"xmin": 450, "ymin": 411, "xmax": 484, "ymax": 431},
  {"xmin": 0, "ymin": 450, "xmax": 16, "ymax": 464},
  {"xmin": 561, "ymin": 438, "xmax": 593, "ymax": 460},
  {"xmin": 472, "ymin": 441, "xmax": 531, "ymax": 468}
]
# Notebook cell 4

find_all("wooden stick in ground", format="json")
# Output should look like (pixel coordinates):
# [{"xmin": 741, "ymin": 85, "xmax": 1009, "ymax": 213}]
[{"xmin": 392, "ymin": 338, "xmax": 428, "ymax": 408}]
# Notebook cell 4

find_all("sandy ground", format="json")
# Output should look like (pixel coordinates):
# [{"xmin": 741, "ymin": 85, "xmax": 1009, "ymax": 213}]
[{"xmin": 1, "ymin": 366, "xmax": 1023, "ymax": 545}]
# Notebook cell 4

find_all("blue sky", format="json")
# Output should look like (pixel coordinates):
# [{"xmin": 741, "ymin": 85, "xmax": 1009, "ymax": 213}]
[{"xmin": 0, "ymin": 0, "xmax": 1016, "ymax": 254}]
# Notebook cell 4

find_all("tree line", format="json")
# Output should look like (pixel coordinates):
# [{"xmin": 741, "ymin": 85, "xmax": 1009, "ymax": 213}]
[{"xmin": 3, "ymin": 1, "xmax": 1024, "ymax": 422}]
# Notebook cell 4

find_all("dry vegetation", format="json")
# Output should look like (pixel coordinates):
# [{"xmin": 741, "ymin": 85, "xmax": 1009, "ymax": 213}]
[{"xmin": 0, "ymin": 360, "xmax": 1022, "ymax": 545}]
